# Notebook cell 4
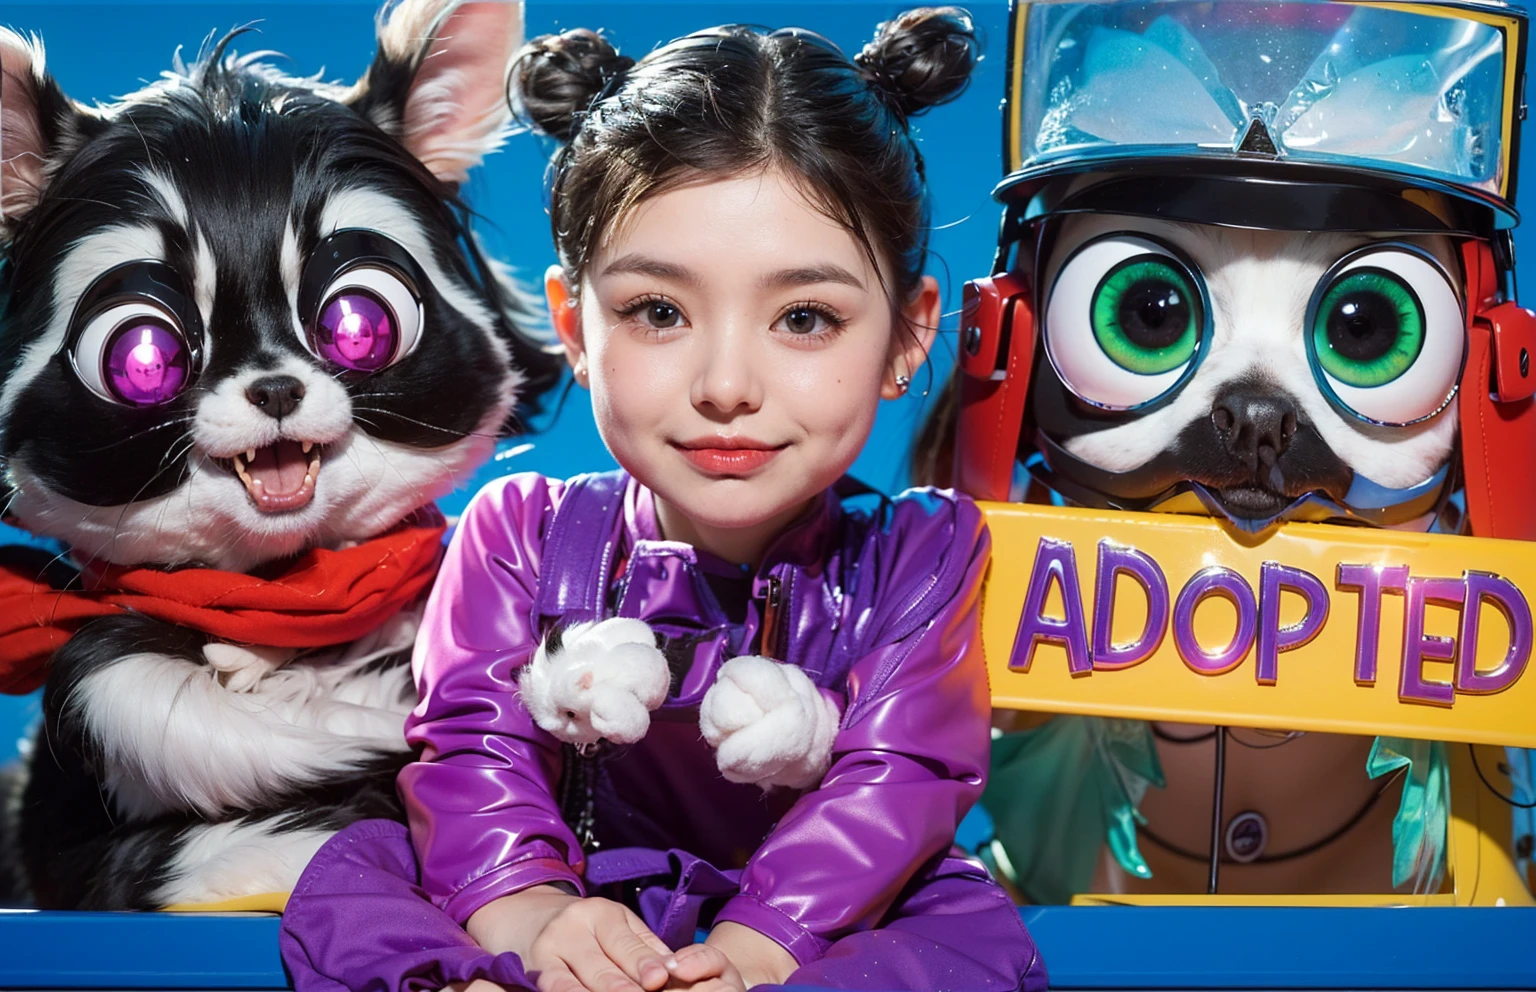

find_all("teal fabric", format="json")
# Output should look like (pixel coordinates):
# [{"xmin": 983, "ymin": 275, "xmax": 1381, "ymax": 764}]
[
  {"xmin": 981, "ymin": 716, "xmax": 1163, "ymax": 904},
  {"xmin": 1368, "ymin": 735, "xmax": 1450, "ymax": 893},
  {"xmin": 980, "ymin": 721, "xmax": 1452, "ymax": 902}
]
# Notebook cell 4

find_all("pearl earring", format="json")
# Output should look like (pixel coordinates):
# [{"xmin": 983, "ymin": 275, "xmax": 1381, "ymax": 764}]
[{"xmin": 894, "ymin": 373, "xmax": 911, "ymax": 394}]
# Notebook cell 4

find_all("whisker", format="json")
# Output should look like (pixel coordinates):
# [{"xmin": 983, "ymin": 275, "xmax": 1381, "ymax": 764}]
[
  {"xmin": 349, "ymin": 408, "xmax": 498, "ymax": 441},
  {"xmin": 154, "ymin": 433, "xmax": 197, "ymax": 471},
  {"xmin": 100, "ymin": 440, "xmax": 200, "ymax": 564},
  {"xmin": 71, "ymin": 416, "xmax": 197, "ymax": 455}
]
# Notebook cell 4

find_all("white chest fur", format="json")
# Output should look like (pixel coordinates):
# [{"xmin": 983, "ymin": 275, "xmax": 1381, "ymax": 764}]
[{"xmin": 70, "ymin": 604, "xmax": 423, "ymax": 822}]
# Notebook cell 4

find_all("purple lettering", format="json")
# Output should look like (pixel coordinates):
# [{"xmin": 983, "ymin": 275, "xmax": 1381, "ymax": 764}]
[
  {"xmin": 1456, "ymin": 571, "xmax": 1533, "ymax": 695},
  {"xmin": 1173, "ymin": 566, "xmax": 1258, "ymax": 675},
  {"xmin": 1336, "ymin": 563, "xmax": 1409, "ymax": 686},
  {"xmin": 1256, "ymin": 562, "xmax": 1330, "ymax": 685},
  {"xmin": 1400, "ymin": 577, "xmax": 1462, "ymax": 707},
  {"xmin": 1011, "ymin": 537, "xmax": 1091, "ymax": 675},
  {"xmin": 1092, "ymin": 541, "xmax": 1170, "ymax": 671}
]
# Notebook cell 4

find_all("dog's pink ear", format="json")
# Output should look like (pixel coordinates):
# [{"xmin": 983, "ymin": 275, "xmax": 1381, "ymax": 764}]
[
  {"xmin": 353, "ymin": 0, "xmax": 522, "ymax": 186},
  {"xmin": 1, "ymin": 28, "xmax": 49, "ymax": 232},
  {"xmin": 0, "ymin": 28, "xmax": 87, "ymax": 236}
]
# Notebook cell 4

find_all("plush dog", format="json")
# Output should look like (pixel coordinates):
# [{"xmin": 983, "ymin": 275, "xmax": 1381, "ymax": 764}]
[
  {"xmin": 1028, "ymin": 215, "xmax": 1463, "ymax": 533},
  {"xmin": 0, "ymin": 0, "xmax": 558, "ymax": 909}
]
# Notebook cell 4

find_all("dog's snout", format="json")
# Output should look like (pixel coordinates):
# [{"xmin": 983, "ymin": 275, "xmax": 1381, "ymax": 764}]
[
  {"xmin": 1211, "ymin": 389, "xmax": 1298, "ymax": 469},
  {"xmin": 245, "ymin": 375, "xmax": 306, "ymax": 420}
]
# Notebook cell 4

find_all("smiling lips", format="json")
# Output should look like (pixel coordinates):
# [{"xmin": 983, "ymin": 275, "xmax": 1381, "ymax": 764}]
[
  {"xmin": 231, "ymin": 440, "xmax": 322, "ymax": 513},
  {"xmin": 673, "ymin": 436, "xmax": 786, "ymax": 475}
]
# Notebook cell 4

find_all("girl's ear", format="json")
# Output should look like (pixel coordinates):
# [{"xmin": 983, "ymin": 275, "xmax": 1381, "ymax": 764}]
[
  {"xmin": 882, "ymin": 275, "xmax": 941, "ymax": 399},
  {"xmin": 348, "ymin": 0, "xmax": 522, "ymax": 187},
  {"xmin": 545, "ymin": 264, "xmax": 589, "ymax": 387}
]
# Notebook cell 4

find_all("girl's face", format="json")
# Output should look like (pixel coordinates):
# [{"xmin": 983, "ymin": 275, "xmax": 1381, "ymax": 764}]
[{"xmin": 549, "ymin": 168, "xmax": 938, "ymax": 563}]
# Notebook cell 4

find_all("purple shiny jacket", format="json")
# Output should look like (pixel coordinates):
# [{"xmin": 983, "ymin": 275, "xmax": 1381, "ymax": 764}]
[{"xmin": 401, "ymin": 471, "xmax": 993, "ymax": 965}]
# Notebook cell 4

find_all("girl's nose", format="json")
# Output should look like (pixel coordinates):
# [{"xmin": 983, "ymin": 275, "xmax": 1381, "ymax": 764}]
[{"xmin": 691, "ymin": 326, "xmax": 763, "ymax": 416}]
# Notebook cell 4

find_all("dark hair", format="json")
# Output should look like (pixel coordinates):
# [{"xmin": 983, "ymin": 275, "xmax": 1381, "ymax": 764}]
[{"xmin": 511, "ymin": 8, "xmax": 977, "ymax": 301}]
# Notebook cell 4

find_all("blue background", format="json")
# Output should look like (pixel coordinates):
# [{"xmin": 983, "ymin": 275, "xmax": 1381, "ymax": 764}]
[{"xmin": 2, "ymin": 0, "xmax": 1535, "ymax": 759}]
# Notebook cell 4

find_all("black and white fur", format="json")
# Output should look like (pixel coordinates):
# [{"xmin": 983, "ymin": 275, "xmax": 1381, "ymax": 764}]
[
  {"xmin": 1032, "ymin": 213, "xmax": 1460, "ymax": 523},
  {"xmin": 0, "ymin": 0, "xmax": 558, "ymax": 909}
]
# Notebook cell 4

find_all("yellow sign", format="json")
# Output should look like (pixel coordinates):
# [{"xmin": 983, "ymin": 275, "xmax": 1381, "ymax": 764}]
[{"xmin": 980, "ymin": 503, "xmax": 1536, "ymax": 748}]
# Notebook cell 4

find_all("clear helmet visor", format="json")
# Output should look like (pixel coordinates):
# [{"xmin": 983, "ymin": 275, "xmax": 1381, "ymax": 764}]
[{"xmin": 1011, "ymin": 1, "xmax": 1518, "ymax": 209}]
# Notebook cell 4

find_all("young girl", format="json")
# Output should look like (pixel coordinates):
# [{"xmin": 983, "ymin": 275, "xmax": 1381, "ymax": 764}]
[{"xmin": 280, "ymin": 11, "xmax": 1045, "ymax": 992}]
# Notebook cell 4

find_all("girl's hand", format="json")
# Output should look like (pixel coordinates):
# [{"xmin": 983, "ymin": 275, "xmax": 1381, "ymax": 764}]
[
  {"xmin": 468, "ymin": 886, "xmax": 672, "ymax": 992},
  {"xmin": 661, "ymin": 945, "xmax": 744, "ymax": 991},
  {"xmin": 682, "ymin": 922, "xmax": 796, "ymax": 990}
]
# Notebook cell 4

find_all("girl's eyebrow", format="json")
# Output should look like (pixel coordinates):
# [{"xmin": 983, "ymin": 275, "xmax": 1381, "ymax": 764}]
[
  {"xmin": 600, "ymin": 256, "xmax": 865, "ymax": 292},
  {"xmin": 600, "ymin": 253, "xmax": 703, "ymax": 287},
  {"xmin": 761, "ymin": 264, "xmax": 864, "ymax": 291}
]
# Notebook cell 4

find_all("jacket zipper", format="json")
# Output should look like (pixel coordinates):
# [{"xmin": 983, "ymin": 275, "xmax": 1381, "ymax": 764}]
[{"xmin": 759, "ymin": 574, "xmax": 783, "ymax": 661}]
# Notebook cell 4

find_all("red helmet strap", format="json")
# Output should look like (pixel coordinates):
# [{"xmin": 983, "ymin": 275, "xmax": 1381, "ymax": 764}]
[
  {"xmin": 954, "ymin": 271, "xmax": 1034, "ymax": 502},
  {"xmin": 1459, "ymin": 240, "xmax": 1536, "ymax": 540}
]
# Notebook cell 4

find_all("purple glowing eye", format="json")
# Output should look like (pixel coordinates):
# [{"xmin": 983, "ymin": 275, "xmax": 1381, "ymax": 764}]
[
  {"xmin": 308, "ymin": 266, "xmax": 421, "ymax": 372},
  {"xmin": 107, "ymin": 322, "xmax": 187, "ymax": 404},
  {"xmin": 315, "ymin": 291, "xmax": 397, "ymax": 371},
  {"xmin": 73, "ymin": 306, "xmax": 192, "ymax": 407}
]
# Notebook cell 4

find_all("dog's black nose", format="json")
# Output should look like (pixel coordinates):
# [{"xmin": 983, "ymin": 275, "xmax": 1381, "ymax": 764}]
[
  {"xmin": 1211, "ymin": 389, "xmax": 1297, "ymax": 470},
  {"xmin": 245, "ymin": 375, "xmax": 306, "ymax": 419}
]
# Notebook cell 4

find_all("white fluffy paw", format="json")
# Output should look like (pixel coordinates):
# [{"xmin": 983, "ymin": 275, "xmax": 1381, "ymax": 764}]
[
  {"xmin": 699, "ymin": 655, "xmax": 841, "ymax": 790},
  {"xmin": 518, "ymin": 618, "xmax": 669, "ymax": 747},
  {"xmin": 202, "ymin": 643, "xmax": 296, "ymax": 693}
]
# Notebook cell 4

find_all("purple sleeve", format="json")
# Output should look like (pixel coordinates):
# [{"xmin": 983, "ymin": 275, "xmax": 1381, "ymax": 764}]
[
  {"xmin": 398, "ymin": 473, "xmax": 586, "ymax": 926},
  {"xmin": 713, "ymin": 495, "xmax": 993, "ymax": 965},
  {"xmin": 280, "ymin": 820, "xmax": 537, "ymax": 992}
]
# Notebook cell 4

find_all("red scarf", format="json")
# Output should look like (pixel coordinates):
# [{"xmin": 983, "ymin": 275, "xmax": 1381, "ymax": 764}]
[{"xmin": 0, "ymin": 512, "xmax": 446, "ymax": 694}]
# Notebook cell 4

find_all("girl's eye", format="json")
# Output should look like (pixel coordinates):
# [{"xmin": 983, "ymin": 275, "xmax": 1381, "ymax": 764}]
[
  {"xmin": 643, "ymin": 302, "xmax": 682, "ymax": 329},
  {"xmin": 1044, "ymin": 236, "xmax": 1208, "ymax": 411},
  {"xmin": 309, "ymin": 266, "xmax": 422, "ymax": 372},
  {"xmin": 783, "ymin": 307, "xmax": 823, "ymax": 335},
  {"xmin": 775, "ymin": 305, "xmax": 842, "ymax": 338},
  {"xmin": 1308, "ymin": 249, "xmax": 1463, "ymax": 425},
  {"xmin": 73, "ymin": 303, "xmax": 192, "ymax": 407}
]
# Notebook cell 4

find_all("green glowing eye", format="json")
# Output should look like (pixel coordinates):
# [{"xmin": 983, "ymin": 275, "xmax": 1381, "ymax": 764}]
[
  {"xmin": 1312, "ymin": 268, "xmax": 1425, "ymax": 388},
  {"xmin": 1090, "ymin": 257, "xmax": 1201, "ymax": 375}
]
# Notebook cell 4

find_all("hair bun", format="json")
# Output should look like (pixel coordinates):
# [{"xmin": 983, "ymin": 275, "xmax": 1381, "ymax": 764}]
[
  {"xmin": 512, "ymin": 29, "xmax": 634, "ymax": 142},
  {"xmin": 855, "ymin": 6, "xmax": 978, "ymax": 118}
]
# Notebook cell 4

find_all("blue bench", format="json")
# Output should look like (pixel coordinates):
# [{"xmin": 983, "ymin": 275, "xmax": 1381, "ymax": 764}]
[{"xmin": 2, "ymin": 907, "xmax": 1533, "ymax": 990}]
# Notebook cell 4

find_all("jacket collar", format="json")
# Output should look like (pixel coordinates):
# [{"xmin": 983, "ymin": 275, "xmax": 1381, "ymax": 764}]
[{"xmin": 620, "ymin": 475, "xmax": 842, "ymax": 583}]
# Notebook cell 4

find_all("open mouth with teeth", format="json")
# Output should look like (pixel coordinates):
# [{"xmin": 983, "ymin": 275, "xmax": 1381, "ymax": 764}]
[{"xmin": 228, "ymin": 440, "xmax": 323, "ymax": 513}]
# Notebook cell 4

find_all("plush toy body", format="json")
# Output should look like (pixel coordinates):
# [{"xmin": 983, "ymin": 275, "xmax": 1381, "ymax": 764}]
[
  {"xmin": 0, "ymin": 0, "xmax": 558, "ymax": 909},
  {"xmin": 952, "ymin": 0, "xmax": 1536, "ymax": 900}
]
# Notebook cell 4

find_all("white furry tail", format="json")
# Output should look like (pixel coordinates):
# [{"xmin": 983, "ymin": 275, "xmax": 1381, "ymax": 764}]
[
  {"xmin": 699, "ymin": 655, "xmax": 841, "ymax": 790},
  {"xmin": 518, "ymin": 618, "xmax": 669, "ymax": 747}
]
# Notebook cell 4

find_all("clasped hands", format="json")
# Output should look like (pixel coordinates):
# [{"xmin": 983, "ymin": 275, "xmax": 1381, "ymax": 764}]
[{"xmin": 456, "ymin": 885, "xmax": 797, "ymax": 992}]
